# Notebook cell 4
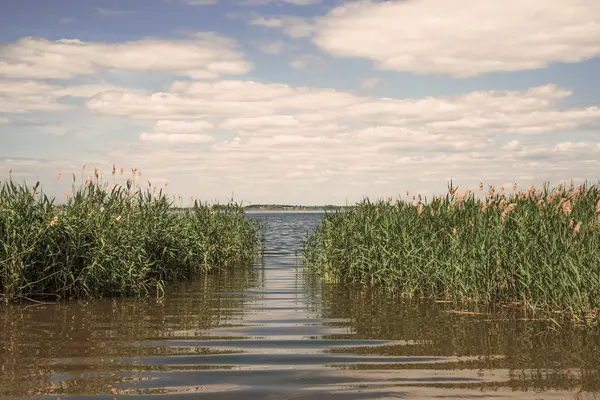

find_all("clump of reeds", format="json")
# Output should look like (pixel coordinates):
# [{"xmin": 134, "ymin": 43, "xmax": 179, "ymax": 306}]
[
  {"xmin": 302, "ymin": 180, "xmax": 600, "ymax": 325},
  {"xmin": 0, "ymin": 172, "xmax": 263, "ymax": 302}
]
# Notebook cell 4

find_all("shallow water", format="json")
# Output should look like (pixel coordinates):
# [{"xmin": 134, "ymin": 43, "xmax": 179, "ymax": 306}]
[{"xmin": 1, "ymin": 212, "xmax": 600, "ymax": 399}]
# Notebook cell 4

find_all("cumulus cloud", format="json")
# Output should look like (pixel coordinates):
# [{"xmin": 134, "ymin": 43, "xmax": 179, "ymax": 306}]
[
  {"xmin": 250, "ymin": 16, "xmax": 316, "ymax": 38},
  {"xmin": 87, "ymin": 80, "xmax": 600, "ymax": 138},
  {"xmin": 0, "ymin": 80, "xmax": 139, "ymax": 113},
  {"xmin": 312, "ymin": 0, "xmax": 600, "ymax": 77},
  {"xmin": 139, "ymin": 120, "xmax": 215, "ymax": 144},
  {"xmin": 77, "ymin": 78, "xmax": 600, "ymax": 203},
  {"xmin": 0, "ymin": 34, "xmax": 252, "ymax": 80}
]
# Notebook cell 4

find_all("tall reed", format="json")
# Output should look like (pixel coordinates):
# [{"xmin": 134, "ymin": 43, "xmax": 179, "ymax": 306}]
[
  {"xmin": 0, "ymin": 177, "xmax": 263, "ymax": 302},
  {"xmin": 302, "ymin": 181, "xmax": 600, "ymax": 324}
]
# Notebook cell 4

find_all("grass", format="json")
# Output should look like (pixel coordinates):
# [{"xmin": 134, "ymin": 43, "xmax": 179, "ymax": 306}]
[
  {"xmin": 0, "ymin": 170, "xmax": 263, "ymax": 302},
  {"xmin": 302, "ymin": 180, "xmax": 600, "ymax": 325}
]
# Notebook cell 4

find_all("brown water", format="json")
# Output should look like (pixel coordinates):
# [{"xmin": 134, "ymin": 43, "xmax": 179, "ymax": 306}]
[{"xmin": 1, "ymin": 212, "xmax": 600, "ymax": 399}]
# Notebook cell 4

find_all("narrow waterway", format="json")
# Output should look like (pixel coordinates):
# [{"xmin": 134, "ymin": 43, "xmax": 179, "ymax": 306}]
[{"xmin": 1, "ymin": 212, "xmax": 600, "ymax": 399}]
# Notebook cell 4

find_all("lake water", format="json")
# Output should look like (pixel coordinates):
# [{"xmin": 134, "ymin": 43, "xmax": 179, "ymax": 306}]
[{"xmin": 1, "ymin": 212, "xmax": 600, "ymax": 399}]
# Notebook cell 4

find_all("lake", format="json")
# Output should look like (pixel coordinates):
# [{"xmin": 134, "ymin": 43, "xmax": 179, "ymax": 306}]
[{"xmin": 1, "ymin": 212, "xmax": 600, "ymax": 399}]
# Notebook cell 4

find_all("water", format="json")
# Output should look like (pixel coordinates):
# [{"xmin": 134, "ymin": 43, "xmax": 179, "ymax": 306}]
[{"xmin": 2, "ymin": 212, "xmax": 600, "ymax": 399}]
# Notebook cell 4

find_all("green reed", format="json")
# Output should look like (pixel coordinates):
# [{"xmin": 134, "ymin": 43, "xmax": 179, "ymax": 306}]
[
  {"xmin": 302, "ymin": 181, "xmax": 600, "ymax": 324},
  {"xmin": 0, "ymin": 177, "xmax": 263, "ymax": 302}
]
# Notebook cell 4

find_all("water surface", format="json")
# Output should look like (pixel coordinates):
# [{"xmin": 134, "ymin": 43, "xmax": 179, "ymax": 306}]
[{"xmin": 1, "ymin": 212, "xmax": 600, "ymax": 399}]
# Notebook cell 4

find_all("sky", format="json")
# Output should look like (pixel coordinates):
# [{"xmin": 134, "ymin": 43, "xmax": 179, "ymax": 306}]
[{"xmin": 1, "ymin": 0, "xmax": 600, "ymax": 206}]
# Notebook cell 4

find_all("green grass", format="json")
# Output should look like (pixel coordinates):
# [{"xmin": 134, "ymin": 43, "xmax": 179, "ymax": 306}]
[
  {"xmin": 0, "ymin": 177, "xmax": 263, "ymax": 302},
  {"xmin": 302, "ymin": 181, "xmax": 600, "ymax": 324}
]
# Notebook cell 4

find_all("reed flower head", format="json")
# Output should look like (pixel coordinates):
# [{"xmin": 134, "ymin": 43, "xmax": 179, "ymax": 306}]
[
  {"xmin": 100, "ymin": 206, "xmax": 105, "ymax": 213},
  {"xmin": 64, "ymin": 188, "xmax": 70, "ymax": 197},
  {"xmin": 394, "ymin": 199, "xmax": 399, "ymax": 209},
  {"xmin": 375, "ymin": 207, "xmax": 379, "ymax": 217},
  {"xmin": 479, "ymin": 182, "xmax": 483, "ymax": 191},
  {"xmin": 112, "ymin": 164, "xmax": 116, "ymax": 175},
  {"xmin": 574, "ymin": 221, "xmax": 581, "ymax": 233},
  {"xmin": 165, "ymin": 180, "xmax": 169, "ymax": 186},
  {"xmin": 82, "ymin": 163, "xmax": 86, "ymax": 170},
  {"xmin": 8, "ymin": 168, "xmax": 12, "ymax": 174},
  {"xmin": 115, "ymin": 215, "xmax": 121, "ymax": 222},
  {"xmin": 596, "ymin": 199, "xmax": 600, "ymax": 213},
  {"xmin": 513, "ymin": 182, "xmax": 517, "ymax": 191},
  {"xmin": 50, "ymin": 216, "xmax": 58, "ymax": 227},
  {"xmin": 417, "ymin": 203, "xmax": 422, "ymax": 216},
  {"xmin": 120, "ymin": 168, "xmax": 124, "ymax": 175},
  {"xmin": 562, "ymin": 199, "xmax": 572, "ymax": 216},
  {"xmin": 569, "ymin": 219, "xmax": 574, "ymax": 228},
  {"xmin": 56, "ymin": 171, "xmax": 61, "ymax": 181},
  {"xmin": 451, "ymin": 227, "xmax": 457, "ymax": 234}
]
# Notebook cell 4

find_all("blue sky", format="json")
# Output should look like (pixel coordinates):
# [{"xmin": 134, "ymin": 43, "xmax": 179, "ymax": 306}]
[{"xmin": 2, "ymin": 0, "xmax": 600, "ymax": 205}]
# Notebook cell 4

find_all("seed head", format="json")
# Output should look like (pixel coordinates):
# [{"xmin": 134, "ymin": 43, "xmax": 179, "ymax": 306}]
[
  {"xmin": 64, "ymin": 188, "xmax": 70, "ymax": 197},
  {"xmin": 120, "ymin": 168, "xmax": 124, "ymax": 175},
  {"xmin": 50, "ymin": 216, "xmax": 59, "ymax": 227},
  {"xmin": 165, "ymin": 180, "xmax": 169, "ymax": 186},
  {"xmin": 115, "ymin": 215, "xmax": 122, "ymax": 221},
  {"xmin": 596, "ymin": 199, "xmax": 600, "ymax": 213},
  {"xmin": 569, "ymin": 219, "xmax": 574, "ymax": 228},
  {"xmin": 56, "ymin": 171, "xmax": 61, "ymax": 181},
  {"xmin": 417, "ymin": 203, "xmax": 423, "ymax": 216},
  {"xmin": 512, "ymin": 182, "xmax": 517, "ymax": 192},
  {"xmin": 100, "ymin": 206, "xmax": 105, "ymax": 213},
  {"xmin": 112, "ymin": 165, "xmax": 116, "ymax": 175},
  {"xmin": 451, "ymin": 227, "xmax": 457, "ymax": 234},
  {"xmin": 82, "ymin": 163, "xmax": 86, "ymax": 170},
  {"xmin": 574, "ymin": 222, "xmax": 581, "ymax": 233},
  {"xmin": 479, "ymin": 182, "xmax": 483, "ymax": 191},
  {"xmin": 562, "ymin": 199, "xmax": 572, "ymax": 216}
]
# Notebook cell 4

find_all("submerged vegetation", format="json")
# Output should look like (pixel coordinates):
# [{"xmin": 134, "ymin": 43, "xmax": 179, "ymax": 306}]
[
  {"xmin": 0, "ymin": 168, "xmax": 263, "ymax": 302},
  {"xmin": 302, "ymin": 180, "xmax": 600, "ymax": 325}
]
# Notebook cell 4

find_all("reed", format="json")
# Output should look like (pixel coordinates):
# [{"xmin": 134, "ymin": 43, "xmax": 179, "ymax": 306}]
[
  {"xmin": 302, "ymin": 180, "xmax": 600, "ymax": 324},
  {"xmin": 0, "ymin": 175, "xmax": 263, "ymax": 302}
]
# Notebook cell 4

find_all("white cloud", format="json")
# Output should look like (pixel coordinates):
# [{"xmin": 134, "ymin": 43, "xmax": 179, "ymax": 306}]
[
  {"xmin": 313, "ymin": 0, "xmax": 600, "ymax": 77},
  {"xmin": 58, "ymin": 17, "xmax": 74, "ymax": 24},
  {"xmin": 87, "ymin": 80, "xmax": 600, "ymax": 139},
  {"xmin": 250, "ymin": 16, "xmax": 316, "ymax": 38},
  {"xmin": 139, "ymin": 120, "xmax": 215, "ymax": 144},
  {"xmin": 0, "ymin": 34, "xmax": 252, "ymax": 80},
  {"xmin": 0, "ymin": 80, "xmax": 139, "ymax": 113}
]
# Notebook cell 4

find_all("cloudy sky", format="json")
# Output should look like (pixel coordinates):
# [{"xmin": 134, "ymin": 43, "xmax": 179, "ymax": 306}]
[{"xmin": 2, "ymin": 0, "xmax": 600, "ymax": 205}]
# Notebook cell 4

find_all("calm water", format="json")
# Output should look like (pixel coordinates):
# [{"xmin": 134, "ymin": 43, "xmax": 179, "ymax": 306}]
[{"xmin": 2, "ymin": 212, "xmax": 600, "ymax": 399}]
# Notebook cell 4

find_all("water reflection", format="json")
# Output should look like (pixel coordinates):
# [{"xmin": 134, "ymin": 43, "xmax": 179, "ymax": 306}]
[{"xmin": 0, "ymin": 212, "xmax": 599, "ymax": 399}]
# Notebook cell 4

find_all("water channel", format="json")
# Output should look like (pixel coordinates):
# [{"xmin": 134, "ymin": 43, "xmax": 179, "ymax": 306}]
[{"xmin": 1, "ymin": 212, "xmax": 600, "ymax": 399}]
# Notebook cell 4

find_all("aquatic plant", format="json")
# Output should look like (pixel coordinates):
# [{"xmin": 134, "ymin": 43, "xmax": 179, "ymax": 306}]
[
  {"xmin": 0, "ymin": 171, "xmax": 263, "ymax": 302},
  {"xmin": 302, "ymin": 180, "xmax": 600, "ymax": 324}
]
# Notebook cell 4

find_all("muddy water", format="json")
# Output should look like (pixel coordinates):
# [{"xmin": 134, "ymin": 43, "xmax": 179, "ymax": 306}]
[{"xmin": 1, "ymin": 212, "xmax": 600, "ymax": 399}]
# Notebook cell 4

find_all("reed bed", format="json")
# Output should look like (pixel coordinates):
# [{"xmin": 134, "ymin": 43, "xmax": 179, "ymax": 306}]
[
  {"xmin": 302, "ymin": 181, "xmax": 600, "ymax": 324},
  {"xmin": 0, "ymin": 171, "xmax": 263, "ymax": 302}
]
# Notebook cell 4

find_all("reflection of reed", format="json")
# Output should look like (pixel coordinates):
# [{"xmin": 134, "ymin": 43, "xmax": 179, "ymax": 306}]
[
  {"xmin": 317, "ymin": 281, "xmax": 600, "ymax": 393},
  {"xmin": 0, "ymin": 267, "xmax": 259, "ymax": 397}
]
